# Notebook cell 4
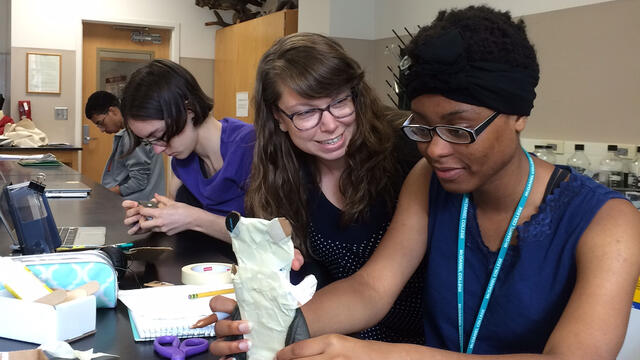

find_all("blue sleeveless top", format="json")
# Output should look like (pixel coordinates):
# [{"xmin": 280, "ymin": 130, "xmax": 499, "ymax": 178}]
[{"xmin": 424, "ymin": 166, "xmax": 625, "ymax": 354}]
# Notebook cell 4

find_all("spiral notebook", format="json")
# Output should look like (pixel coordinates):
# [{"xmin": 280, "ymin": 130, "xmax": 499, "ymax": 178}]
[{"xmin": 118, "ymin": 284, "xmax": 234, "ymax": 341}]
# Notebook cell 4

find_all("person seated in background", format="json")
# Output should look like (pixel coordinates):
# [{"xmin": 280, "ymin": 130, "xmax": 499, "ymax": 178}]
[
  {"xmin": 85, "ymin": 90, "xmax": 165, "ymax": 201},
  {"xmin": 246, "ymin": 32, "xmax": 424, "ymax": 343},
  {"xmin": 210, "ymin": 6, "xmax": 640, "ymax": 359},
  {"xmin": 120, "ymin": 59, "xmax": 255, "ymax": 242}
]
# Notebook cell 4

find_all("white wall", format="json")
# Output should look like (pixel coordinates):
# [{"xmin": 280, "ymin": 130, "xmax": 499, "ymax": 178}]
[
  {"xmin": 299, "ymin": 0, "xmax": 375, "ymax": 39},
  {"xmin": 300, "ymin": 0, "xmax": 617, "ymax": 40},
  {"xmin": 373, "ymin": 0, "xmax": 618, "ymax": 39},
  {"xmin": 298, "ymin": 0, "xmax": 332, "ymax": 35},
  {"xmin": 330, "ymin": 0, "xmax": 376, "ymax": 40},
  {"xmin": 11, "ymin": 0, "xmax": 229, "ymax": 59}
]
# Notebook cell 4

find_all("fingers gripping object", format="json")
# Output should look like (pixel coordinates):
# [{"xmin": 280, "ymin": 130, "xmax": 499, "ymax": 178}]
[
  {"xmin": 224, "ymin": 212, "xmax": 316, "ymax": 359},
  {"xmin": 226, "ymin": 305, "xmax": 310, "ymax": 360},
  {"xmin": 138, "ymin": 200, "xmax": 158, "ymax": 221}
]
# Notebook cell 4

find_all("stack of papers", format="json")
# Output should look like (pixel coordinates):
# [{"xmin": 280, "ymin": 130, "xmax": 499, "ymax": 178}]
[
  {"xmin": 118, "ymin": 284, "xmax": 234, "ymax": 341},
  {"xmin": 0, "ymin": 153, "xmax": 57, "ymax": 161}
]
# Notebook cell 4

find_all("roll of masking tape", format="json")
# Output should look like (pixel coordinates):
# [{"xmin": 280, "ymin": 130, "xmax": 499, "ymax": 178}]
[{"xmin": 181, "ymin": 263, "xmax": 233, "ymax": 285}]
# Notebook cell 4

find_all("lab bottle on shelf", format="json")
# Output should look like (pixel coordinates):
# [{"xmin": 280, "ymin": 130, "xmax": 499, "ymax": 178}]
[
  {"xmin": 598, "ymin": 145, "xmax": 624, "ymax": 189},
  {"xmin": 543, "ymin": 145, "xmax": 557, "ymax": 164},
  {"xmin": 533, "ymin": 145, "xmax": 545, "ymax": 159},
  {"xmin": 533, "ymin": 145, "xmax": 555, "ymax": 163},
  {"xmin": 627, "ymin": 146, "xmax": 640, "ymax": 190},
  {"xmin": 566, "ymin": 144, "xmax": 591, "ymax": 175}
]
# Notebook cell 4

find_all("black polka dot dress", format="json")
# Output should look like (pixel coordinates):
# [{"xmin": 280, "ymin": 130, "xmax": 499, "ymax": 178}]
[{"xmin": 307, "ymin": 190, "xmax": 425, "ymax": 344}]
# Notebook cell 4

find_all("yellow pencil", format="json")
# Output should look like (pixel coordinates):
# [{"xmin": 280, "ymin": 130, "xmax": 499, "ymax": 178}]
[{"xmin": 187, "ymin": 288, "xmax": 234, "ymax": 299}]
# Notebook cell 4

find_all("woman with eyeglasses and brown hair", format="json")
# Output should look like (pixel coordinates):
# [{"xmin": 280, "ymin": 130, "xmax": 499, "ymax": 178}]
[
  {"xmin": 120, "ymin": 59, "xmax": 255, "ymax": 242},
  {"xmin": 240, "ymin": 32, "xmax": 424, "ymax": 344}
]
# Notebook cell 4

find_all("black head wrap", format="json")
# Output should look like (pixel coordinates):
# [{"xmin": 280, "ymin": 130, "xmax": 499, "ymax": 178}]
[{"xmin": 403, "ymin": 29, "xmax": 539, "ymax": 116}]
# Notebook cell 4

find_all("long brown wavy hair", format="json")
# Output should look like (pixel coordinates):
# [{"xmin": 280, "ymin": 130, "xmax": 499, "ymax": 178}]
[{"xmin": 247, "ymin": 32, "xmax": 402, "ymax": 256}]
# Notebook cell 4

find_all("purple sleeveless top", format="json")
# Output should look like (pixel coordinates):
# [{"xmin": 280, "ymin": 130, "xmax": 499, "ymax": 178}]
[{"xmin": 172, "ymin": 117, "xmax": 255, "ymax": 216}]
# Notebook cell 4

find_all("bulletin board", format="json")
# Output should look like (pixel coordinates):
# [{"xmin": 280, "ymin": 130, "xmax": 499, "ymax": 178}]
[{"xmin": 26, "ymin": 52, "xmax": 61, "ymax": 94}]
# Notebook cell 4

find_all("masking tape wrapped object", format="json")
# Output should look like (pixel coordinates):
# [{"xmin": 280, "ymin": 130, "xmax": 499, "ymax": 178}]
[
  {"xmin": 181, "ymin": 262, "xmax": 232, "ymax": 285},
  {"xmin": 226, "ymin": 212, "xmax": 317, "ymax": 360}
]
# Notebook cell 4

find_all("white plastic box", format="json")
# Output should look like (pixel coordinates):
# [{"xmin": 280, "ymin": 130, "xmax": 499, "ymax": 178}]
[{"xmin": 0, "ymin": 290, "xmax": 96, "ymax": 344}]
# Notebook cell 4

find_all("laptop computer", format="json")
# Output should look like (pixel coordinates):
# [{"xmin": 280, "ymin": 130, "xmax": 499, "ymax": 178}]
[
  {"xmin": 44, "ymin": 180, "xmax": 92, "ymax": 198},
  {"xmin": 0, "ymin": 182, "xmax": 105, "ymax": 252}
]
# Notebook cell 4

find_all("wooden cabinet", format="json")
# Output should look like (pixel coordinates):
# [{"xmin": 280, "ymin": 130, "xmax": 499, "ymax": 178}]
[{"xmin": 213, "ymin": 10, "xmax": 297, "ymax": 123}]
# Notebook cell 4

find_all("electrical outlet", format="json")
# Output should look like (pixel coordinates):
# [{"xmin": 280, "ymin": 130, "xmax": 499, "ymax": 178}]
[{"xmin": 54, "ymin": 106, "xmax": 68, "ymax": 120}]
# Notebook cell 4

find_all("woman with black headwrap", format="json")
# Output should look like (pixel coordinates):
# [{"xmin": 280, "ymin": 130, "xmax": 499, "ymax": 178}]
[{"xmin": 211, "ymin": 5, "xmax": 640, "ymax": 359}]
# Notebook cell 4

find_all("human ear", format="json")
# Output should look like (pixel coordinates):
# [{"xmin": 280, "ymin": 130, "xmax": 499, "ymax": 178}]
[
  {"xmin": 514, "ymin": 116, "xmax": 528, "ymax": 133},
  {"xmin": 110, "ymin": 106, "xmax": 124, "ymax": 122},
  {"xmin": 186, "ymin": 109, "xmax": 196, "ymax": 122},
  {"xmin": 272, "ymin": 111, "xmax": 288, "ymax": 133}
]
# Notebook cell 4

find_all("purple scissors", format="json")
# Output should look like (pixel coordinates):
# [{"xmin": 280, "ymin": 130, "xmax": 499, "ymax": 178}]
[{"xmin": 153, "ymin": 336, "xmax": 209, "ymax": 360}]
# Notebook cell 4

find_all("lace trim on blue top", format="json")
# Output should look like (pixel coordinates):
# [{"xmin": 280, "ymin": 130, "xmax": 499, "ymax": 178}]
[{"xmin": 516, "ymin": 166, "xmax": 624, "ymax": 243}]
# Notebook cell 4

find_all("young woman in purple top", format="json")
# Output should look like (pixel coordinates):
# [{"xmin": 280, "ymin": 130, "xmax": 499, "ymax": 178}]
[
  {"xmin": 120, "ymin": 59, "xmax": 255, "ymax": 242},
  {"xmin": 210, "ymin": 6, "xmax": 640, "ymax": 359}
]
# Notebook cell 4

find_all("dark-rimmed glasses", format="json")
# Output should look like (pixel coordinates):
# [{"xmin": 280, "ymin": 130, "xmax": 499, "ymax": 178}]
[
  {"xmin": 141, "ymin": 100, "xmax": 192, "ymax": 146},
  {"xmin": 277, "ymin": 93, "xmax": 356, "ymax": 131},
  {"xmin": 401, "ymin": 112, "xmax": 501, "ymax": 144},
  {"xmin": 140, "ymin": 133, "xmax": 167, "ymax": 147},
  {"xmin": 92, "ymin": 112, "xmax": 108, "ymax": 129}
]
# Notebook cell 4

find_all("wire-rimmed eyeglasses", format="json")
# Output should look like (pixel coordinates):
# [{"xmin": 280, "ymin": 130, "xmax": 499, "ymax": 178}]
[{"xmin": 401, "ymin": 112, "xmax": 501, "ymax": 144}]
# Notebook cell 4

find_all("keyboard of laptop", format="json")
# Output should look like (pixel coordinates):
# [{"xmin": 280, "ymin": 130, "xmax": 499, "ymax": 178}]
[{"xmin": 58, "ymin": 226, "xmax": 79, "ymax": 246}]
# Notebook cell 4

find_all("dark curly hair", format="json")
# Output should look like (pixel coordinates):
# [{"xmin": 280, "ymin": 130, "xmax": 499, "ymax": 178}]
[{"xmin": 407, "ymin": 5, "xmax": 539, "ymax": 75}]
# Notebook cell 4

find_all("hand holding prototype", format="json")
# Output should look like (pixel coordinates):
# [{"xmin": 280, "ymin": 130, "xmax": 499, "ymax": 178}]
[
  {"xmin": 207, "ymin": 296, "xmax": 252, "ymax": 358},
  {"xmin": 276, "ymin": 334, "xmax": 384, "ymax": 360},
  {"xmin": 122, "ymin": 199, "xmax": 151, "ymax": 235},
  {"xmin": 123, "ymin": 194, "xmax": 197, "ymax": 235},
  {"xmin": 292, "ymin": 248, "xmax": 304, "ymax": 271}
]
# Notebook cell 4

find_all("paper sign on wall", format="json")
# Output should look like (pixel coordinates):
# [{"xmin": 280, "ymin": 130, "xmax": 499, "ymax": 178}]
[{"xmin": 236, "ymin": 92, "xmax": 249, "ymax": 117}]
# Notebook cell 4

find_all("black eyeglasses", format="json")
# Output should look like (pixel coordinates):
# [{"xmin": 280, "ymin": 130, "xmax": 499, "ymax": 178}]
[
  {"xmin": 401, "ymin": 112, "xmax": 501, "ymax": 144},
  {"xmin": 277, "ymin": 93, "xmax": 356, "ymax": 131},
  {"xmin": 140, "ymin": 133, "xmax": 167, "ymax": 147},
  {"xmin": 92, "ymin": 113, "xmax": 108, "ymax": 128}
]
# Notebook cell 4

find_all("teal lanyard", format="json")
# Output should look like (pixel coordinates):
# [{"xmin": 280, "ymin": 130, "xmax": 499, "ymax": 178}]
[{"xmin": 457, "ymin": 150, "xmax": 535, "ymax": 354}]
